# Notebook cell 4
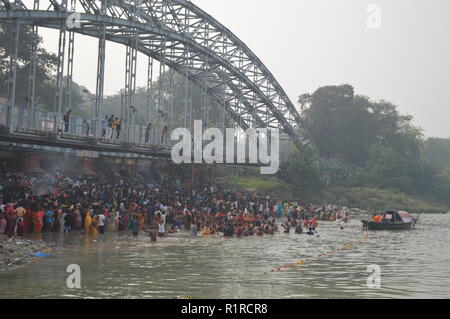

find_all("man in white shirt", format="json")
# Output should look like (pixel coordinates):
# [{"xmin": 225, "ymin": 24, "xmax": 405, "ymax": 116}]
[{"xmin": 98, "ymin": 212, "xmax": 106, "ymax": 234}]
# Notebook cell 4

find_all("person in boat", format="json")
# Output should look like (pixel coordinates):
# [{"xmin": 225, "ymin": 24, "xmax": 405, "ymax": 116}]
[{"xmin": 371, "ymin": 214, "xmax": 384, "ymax": 223}]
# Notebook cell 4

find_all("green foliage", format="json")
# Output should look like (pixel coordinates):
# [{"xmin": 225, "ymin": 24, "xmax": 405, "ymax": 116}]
[
  {"xmin": 0, "ymin": 23, "xmax": 89, "ymax": 116},
  {"xmin": 359, "ymin": 143, "xmax": 438, "ymax": 195},
  {"xmin": 422, "ymin": 138, "xmax": 450, "ymax": 169},
  {"xmin": 292, "ymin": 84, "xmax": 450, "ymax": 210},
  {"xmin": 301, "ymin": 85, "xmax": 423, "ymax": 166},
  {"xmin": 0, "ymin": 23, "xmax": 57, "ymax": 107},
  {"xmin": 312, "ymin": 187, "xmax": 447, "ymax": 214},
  {"xmin": 220, "ymin": 176, "xmax": 296, "ymax": 200},
  {"xmin": 277, "ymin": 148, "xmax": 323, "ymax": 197}
]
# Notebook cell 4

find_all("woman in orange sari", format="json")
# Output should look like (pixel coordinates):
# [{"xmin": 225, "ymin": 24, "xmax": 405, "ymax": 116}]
[{"xmin": 137, "ymin": 210, "xmax": 145, "ymax": 231}]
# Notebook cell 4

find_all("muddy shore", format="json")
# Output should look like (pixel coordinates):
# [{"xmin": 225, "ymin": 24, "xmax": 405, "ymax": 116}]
[{"xmin": 0, "ymin": 235, "xmax": 54, "ymax": 271}]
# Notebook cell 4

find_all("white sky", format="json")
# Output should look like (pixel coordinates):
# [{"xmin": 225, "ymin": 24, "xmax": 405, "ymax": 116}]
[{"xmin": 38, "ymin": 0, "xmax": 450, "ymax": 138}]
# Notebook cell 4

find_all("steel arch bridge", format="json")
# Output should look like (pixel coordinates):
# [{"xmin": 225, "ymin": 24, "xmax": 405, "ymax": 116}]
[{"xmin": 0, "ymin": 0, "xmax": 317, "ymax": 157}]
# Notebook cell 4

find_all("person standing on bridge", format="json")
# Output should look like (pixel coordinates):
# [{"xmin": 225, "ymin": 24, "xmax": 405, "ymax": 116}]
[
  {"xmin": 115, "ymin": 117, "xmax": 121, "ymax": 139},
  {"xmin": 145, "ymin": 122, "xmax": 152, "ymax": 144},
  {"xmin": 107, "ymin": 115, "xmax": 114, "ymax": 139},
  {"xmin": 63, "ymin": 110, "xmax": 71, "ymax": 133},
  {"xmin": 101, "ymin": 116, "xmax": 108, "ymax": 139},
  {"xmin": 161, "ymin": 125, "xmax": 169, "ymax": 144}
]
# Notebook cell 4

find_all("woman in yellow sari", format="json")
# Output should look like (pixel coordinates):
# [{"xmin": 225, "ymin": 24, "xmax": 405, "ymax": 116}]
[{"xmin": 84, "ymin": 211, "xmax": 92, "ymax": 233}]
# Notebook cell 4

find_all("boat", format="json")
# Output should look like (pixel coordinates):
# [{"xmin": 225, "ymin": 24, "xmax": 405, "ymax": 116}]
[{"xmin": 361, "ymin": 210, "xmax": 417, "ymax": 230}]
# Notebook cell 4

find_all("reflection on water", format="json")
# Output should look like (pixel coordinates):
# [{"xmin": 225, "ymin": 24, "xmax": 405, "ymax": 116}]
[{"xmin": 1, "ymin": 214, "xmax": 449, "ymax": 299}]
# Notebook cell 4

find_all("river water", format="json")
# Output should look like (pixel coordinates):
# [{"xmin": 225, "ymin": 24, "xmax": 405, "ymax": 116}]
[{"xmin": 0, "ymin": 214, "xmax": 449, "ymax": 299}]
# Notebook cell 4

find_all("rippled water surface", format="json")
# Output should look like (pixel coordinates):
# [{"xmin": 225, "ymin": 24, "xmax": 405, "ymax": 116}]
[{"xmin": 1, "ymin": 214, "xmax": 449, "ymax": 299}]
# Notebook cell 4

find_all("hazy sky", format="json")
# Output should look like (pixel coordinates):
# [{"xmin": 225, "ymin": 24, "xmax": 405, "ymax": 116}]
[{"xmin": 39, "ymin": 0, "xmax": 450, "ymax": 138}]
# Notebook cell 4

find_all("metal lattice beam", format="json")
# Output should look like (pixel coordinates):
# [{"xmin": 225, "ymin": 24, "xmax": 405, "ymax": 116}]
[{"xmin": 0, "ymin": 0, "xmax": 317, "ymax": 154}]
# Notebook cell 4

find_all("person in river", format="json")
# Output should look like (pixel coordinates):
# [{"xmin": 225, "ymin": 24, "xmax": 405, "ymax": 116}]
[
  {"xmin": 84, "ymin": 211, "xmax": 92, "ymax": 234},
  {"xmin": 282, "ymin": 219, "xmax": 291, "ymax": 234},
  {"xmin": 149, "ymin": 226, "xmax": 158, "ymax": 242},
  {"xmin": 73, "ymin": 204, "xmax": 82, "ymax": 230},
  {"xmin": 158, "ymin": 220, "xmax": 166, "ymax": 237},
  {"xmin": 223, "ymin": 223, "xmax": 234, "ymax": 237},
  {"xmin": 44, "ymin": 208, "xmax": 55, "ymax": 232},
  {"xmin": 98, "ymin": 211, "xmax": 106, "ymax": 234},
  {"xmin": 90, "ymin": 215, "xmax": 99, "ymax": 236},
  {"xmin": 132, "ymin": 217, "xmax": 139, "ymax": 236},
  {"xmin": 1, "ymin": 170, "xmax": 330, "ymax": 242},
  {"xmin": 33, "ymin": 208, "xmax": 44, "ymax": 233},
  {"xmin": 64, "ymin": 209, "xmax": 73, "ymax": 233},
  {"xmin": 0, "ymin": 210, "xmax": 6, "ymax": 233},
  {"xmin": 190, "ymin": 222, "xmax": 198, "ymax": 237}
]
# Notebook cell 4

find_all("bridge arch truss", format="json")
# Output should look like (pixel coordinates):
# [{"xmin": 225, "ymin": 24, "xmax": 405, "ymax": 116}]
[{"xmin": 0, "ymin": 0, "xmax": 316, "ymax": 153}]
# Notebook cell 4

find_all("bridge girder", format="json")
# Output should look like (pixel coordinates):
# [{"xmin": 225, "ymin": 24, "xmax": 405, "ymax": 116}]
[{"xmin": 0, "ymin": 0, "xmax": 317, "ymax": 154}]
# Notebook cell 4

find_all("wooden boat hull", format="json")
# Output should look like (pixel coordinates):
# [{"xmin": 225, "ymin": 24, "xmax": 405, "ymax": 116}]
[{"xmin": 361, "ymin": 220, "xmax": 414, "ymax": 230}]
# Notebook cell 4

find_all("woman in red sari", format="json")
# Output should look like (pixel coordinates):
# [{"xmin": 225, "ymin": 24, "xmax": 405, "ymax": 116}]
[
  {"xmin": 24, "ymin": 208, "xmax": 34, "ymax": 233},
  {"xmin": 33, "ymin": 209, "xmax": 44, "ymax": 233}
]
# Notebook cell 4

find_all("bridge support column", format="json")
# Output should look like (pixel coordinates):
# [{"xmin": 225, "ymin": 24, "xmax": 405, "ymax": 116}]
[
  {"xmin": 27, "ymin": 0, "xmax": 40, "ymax": 130},
  {"xmin": 82, "ymin": 158, "xmax": 96, "ymax": 175},
  {"xmin": 124, "ymin": 159, "xmax": 136, "ymax": 176},
  {"xmin": 94, "ymin": 0, "xmax": 107, "ymax": 139},
  {"xmin": 6, "ymin": 18, "xmax": 20, "ymax": 133},
  {"xmin": 124, "ymin": 32, "xmax": 138, "ymax": 143},
  {"xmin": 23, "ymin": 153, "xmax": 44, "ymax": 174}
]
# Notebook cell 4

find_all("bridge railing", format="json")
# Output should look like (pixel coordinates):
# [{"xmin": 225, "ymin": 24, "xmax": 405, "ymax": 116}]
[{"xmin": 0, "ymin": 104, "xmax": 173, "ymax": 149}]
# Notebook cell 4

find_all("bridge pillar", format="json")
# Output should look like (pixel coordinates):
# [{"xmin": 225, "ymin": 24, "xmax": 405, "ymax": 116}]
[
  {"xmin": 23, "ymin": 153, "xmax": 44, "ymax": 174},
  {"xmin": 82, "ymin": 158, "xmax": 96, "ymax": 175},
  {"xmin": 126, "ymin": 159, "xmax": 136, "ymax": 175}
]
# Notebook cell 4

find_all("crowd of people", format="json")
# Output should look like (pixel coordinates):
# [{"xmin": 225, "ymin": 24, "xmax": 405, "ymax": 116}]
[{"xmin": 0, "ymin": 170, "xmax": 347, "ymax": 242}]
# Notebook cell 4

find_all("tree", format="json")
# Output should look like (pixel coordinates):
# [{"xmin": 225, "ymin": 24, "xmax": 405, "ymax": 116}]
[
  {"xmin": 0, "ymin": 23, "xmax": 57, "ymax": 109},
  {"xmin": 302, "ymin": 84, "xmax": 423, "ymax": 167},
  {"xmin": 278, "ymin": 148, "xmax": 323, "ymax": 197},
  {"xmin": 422, "ymin": 138, "xmax": 450, "ymax": 169}
]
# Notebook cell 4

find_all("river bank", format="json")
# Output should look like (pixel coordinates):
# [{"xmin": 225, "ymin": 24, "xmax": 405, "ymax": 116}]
[
  {"xmin": 220, "ymin": 177, "xmax": 449, "ymax": 214},
  {"xmin": 0, "ymin": 235, "xmax": 54, "ymax": 272}
]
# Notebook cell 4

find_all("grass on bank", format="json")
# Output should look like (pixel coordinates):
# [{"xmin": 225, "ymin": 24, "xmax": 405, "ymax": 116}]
[{"xmin": 220, "ymin": 177, "xmax": 448, "ymax": 214}]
